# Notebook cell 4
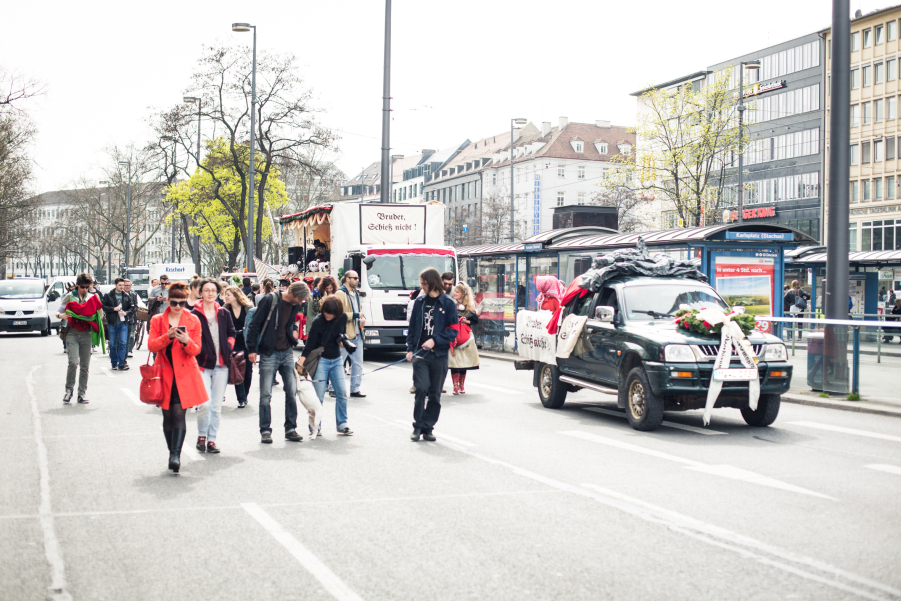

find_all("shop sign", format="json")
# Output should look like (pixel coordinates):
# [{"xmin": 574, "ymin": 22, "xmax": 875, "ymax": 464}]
[
  {"xmin": 722, "ymin": 206, "xmax": 776, "ymax": 222},
  {"xmin": 742, "ymin": 80, "xmax": 786, "ymax": 98},
  {"xmin": 879, "ymin": 269, "xmax": 895, "ymax": 280}
]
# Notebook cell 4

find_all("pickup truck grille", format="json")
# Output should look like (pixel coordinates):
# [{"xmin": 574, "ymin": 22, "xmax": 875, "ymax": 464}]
[
  {"xmin": 382, "ymin": 304, "xmax": 407, "ymax": 322},
  {"xmin": 696, "ymin": 344, "xmax": 762, "ymax": 357}
]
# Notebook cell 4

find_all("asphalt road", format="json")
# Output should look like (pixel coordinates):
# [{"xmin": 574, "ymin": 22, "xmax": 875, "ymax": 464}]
[{"xmin": 2, "ymin": 333, "xmax": 901, "ymax": 601}]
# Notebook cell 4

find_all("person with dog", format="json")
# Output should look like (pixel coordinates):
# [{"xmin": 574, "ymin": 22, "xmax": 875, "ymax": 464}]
[
  {"xmin": 448, "ymin": 282, "xmax": 479, "ymax": 395},
  {"xmin": 406, "ymin": 268, "xmax": 458, "ymax": 442}
]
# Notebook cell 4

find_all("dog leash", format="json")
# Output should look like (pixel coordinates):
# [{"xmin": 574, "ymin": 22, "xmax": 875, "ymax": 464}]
[{"xmin": 300, "ymin": 348, "xmax": 427, "ymax": 384}]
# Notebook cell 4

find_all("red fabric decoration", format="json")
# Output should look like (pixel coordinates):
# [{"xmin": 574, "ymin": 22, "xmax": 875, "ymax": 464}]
[
  {"xmin": 546, "ymin": 278, "xmax": 589, "ymax": 335},
  {"xmin": 64, "ymin": 294, "xmax": 103, "ymax": 332}
]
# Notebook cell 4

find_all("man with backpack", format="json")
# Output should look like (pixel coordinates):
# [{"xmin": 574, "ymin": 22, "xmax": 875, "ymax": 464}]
[{"xmin": 246, "ymin": 281, "xmax": 311, "ymax": 444}]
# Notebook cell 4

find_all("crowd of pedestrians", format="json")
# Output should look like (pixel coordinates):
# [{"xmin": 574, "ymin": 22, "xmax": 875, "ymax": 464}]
[{"xmin": 55, "ymin": 265, "xmax": 485, "ymax": 474}]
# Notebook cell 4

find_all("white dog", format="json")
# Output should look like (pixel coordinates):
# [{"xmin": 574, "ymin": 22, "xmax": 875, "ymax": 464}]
[{"xmin": 295, "ymin": 362, "xmax": 322, "ymax": 439}]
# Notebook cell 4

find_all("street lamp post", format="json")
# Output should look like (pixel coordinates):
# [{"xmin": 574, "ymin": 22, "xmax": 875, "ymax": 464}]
[
  {"xmin": 232, "ymin": 22, "xmax": 257, "ymax": 271},
  {"xmin": 97, "ymin": 180, "xmax": 108, "ymax": 279},
  {"xmin": 509, "ymin": 118, "xmax": 528, "ymax": 242},
  {"xmin": 183, "ymin": 96, "xmax": 203, "ymax": 272},
  {"xmin": 379, "ymin": 0, "xmax": 392, "ymax": 203},
  {"xmin": 390, "ymin": 154, "xmax": 404, "ymax": 203},
  {"xmin": 736, "ymin": 60, "xmax": 760, "ymax": 224},
  {"xmin": 118, "ymin": 161, "xmax": 132, "ymax": 274}
]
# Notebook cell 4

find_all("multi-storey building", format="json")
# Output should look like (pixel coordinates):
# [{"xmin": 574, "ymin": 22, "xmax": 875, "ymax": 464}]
[
  {"xmin": 633, "ymin": 33, "xmax": 825, "ymax": 240},
  {"xmin": 424, "ymin": 118, "xmax": 634, "ymax": 244},
  {"xmin": 824, "ymin": 5, "xmax": 901, "ymax": 252}
]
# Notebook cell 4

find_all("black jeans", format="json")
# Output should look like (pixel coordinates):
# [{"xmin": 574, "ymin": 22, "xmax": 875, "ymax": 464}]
[{"xmin": 412, "ymin": 351, "xmax": 449, "ymax": 433}]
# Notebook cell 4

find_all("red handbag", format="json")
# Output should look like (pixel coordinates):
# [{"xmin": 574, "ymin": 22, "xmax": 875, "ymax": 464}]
[
  {"xmin": 139, "ymin": 353, "xmax": 165, "ymax": 406},
  {"xmin": 228, "ymin": 351, "xmax": 246, "ymax": 385},
  {"xmin": 447, "ymin": 322, "xmax": 473, "ymax": 355}
]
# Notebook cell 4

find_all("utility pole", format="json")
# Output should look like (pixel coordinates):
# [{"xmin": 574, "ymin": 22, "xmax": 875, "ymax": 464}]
[{"xmin": 379, "ymin": 0, "xmax": 392, "ymax": 203}]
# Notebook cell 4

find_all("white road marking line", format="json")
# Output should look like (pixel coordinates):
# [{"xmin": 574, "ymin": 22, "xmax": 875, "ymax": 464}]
[
  {"xmin": 392, "ymin": 420, "xmax": 476, "ymax": 447},
  {"xmin": 182, "ymin": 446, "xmax": 205, "ymax": 462},
  {"xmin": 583, "ymin": 407, "xmax": 727, "ymax": 436},
  {"xmin": 464, "ymin": 381, "xmax": 527, "ymax": 395},
  {"xmin": 865, "ymin": 464, "xmax": 901, "ymax": 476},
  {"xmin": 559, "ymin": 430, "xmax": 835, "ymax": 500},
  {"xmin": 99, "ymin": 365, "xmax": 115, "ymax": 379},
  {"xmin": 242, "ymin": 503, "xmax": 366, "ymax": 601},
  {"xmin": 361, "ymin": 412, "xmax": 893, "ymax": 600},
  {"xmin": 121, "ymin": 388, "xmax": 143, "ymax": 406},
  {"xmin": 788, "ymin": 421, "xmax": 901, "ymax": 444},
  {"xmin": 26, "ymin": 366, "xmax": 72, "ymax": 601}
]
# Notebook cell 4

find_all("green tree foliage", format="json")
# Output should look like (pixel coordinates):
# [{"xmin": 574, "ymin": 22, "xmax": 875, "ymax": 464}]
[
  {"xmin": 610, "ymin": 69, "xmax": 749, "ymax": 227},
  {"xmin": 164, "ymin": 137, "xmax": 289, "ymax": 272}
]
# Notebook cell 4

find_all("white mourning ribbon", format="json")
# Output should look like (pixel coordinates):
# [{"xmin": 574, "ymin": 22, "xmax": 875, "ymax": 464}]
[{"xmin": 696, "ymin": 307, "xmax": 760, "ymax": 426}]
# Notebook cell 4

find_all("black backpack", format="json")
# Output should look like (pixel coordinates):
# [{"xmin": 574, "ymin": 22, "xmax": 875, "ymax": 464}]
[{"xmin": 794, "ymin": 296, "xmax": 807, "ymax": 311}]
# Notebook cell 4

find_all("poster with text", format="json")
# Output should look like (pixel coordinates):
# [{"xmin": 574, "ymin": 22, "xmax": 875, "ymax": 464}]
[
  {"xmin": 359, "ymin": 204, "xmax": 426, "ymax": 245},
  {"xmin": 713, "ymin": 255, "xmax": 775, "ymax": 333}
]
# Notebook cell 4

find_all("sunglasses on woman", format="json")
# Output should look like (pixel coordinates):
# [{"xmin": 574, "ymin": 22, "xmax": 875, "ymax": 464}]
[{"xmin": 169, "ymin": 300, "xmax": 188, "ymax": 308}]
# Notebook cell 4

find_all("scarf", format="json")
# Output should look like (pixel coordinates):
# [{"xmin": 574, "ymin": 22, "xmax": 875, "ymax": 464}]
[
  {"xmin": 64, "ymin": 294, "xmax": 106, "ymax": 354},
  {"xmin": 546, "ymin": 278, "xmax": 589, "ymax": 335},
  {"xmin": 535, "ymin": 275, "xmax": 565, "ymax": 307}
]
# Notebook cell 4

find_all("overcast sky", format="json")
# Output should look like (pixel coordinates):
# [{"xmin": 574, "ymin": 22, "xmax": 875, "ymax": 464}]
[{"xmin": 3, "ymin": 0, "xmax": 887, "ymax": 193}]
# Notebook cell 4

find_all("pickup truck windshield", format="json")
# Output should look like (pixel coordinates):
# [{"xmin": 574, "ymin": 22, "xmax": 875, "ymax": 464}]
[
  {"xmin": 365, "ymin": 255, "xmax": 455, "ymax": 290},
  {"xmin": 0, "ymin": 280, "xmax": 45, "ymax": 299},
  {"xmin": 623, "ymin": 284, "xmax": 728, "ymax": 321}
]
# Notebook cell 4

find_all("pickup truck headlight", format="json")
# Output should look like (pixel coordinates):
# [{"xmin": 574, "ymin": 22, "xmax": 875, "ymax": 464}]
[
  {"xmin": 761, "ymin": 343, "xmax": 787, "ymax": 361},
  {"xmin": 664, "ymin": 344, "xmax": 696, "ymax": 362}
]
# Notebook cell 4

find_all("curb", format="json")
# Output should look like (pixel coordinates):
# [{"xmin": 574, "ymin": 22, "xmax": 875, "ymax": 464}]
[
  {"xmin": 479, "ymin": 351, "xmax": 901, "ymax": 418},
  {"xmin": 782, "ymin": 393, "xmax": 901, "ymax": 418}
]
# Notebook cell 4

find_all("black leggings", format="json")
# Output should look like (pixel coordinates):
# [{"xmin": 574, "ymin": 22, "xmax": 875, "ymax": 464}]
[{"xmin": 161, "ymin": 382, "xmax": 186, "ymax": 431}]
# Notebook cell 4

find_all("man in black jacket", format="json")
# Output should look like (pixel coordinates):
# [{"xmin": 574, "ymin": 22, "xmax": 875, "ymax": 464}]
[
  {"xmin": 406, "ymin": 268, "xmax": 458, "ymax": 442},
  {"xmin": 102, "ymin": 278, "xmax": 133, "ymax": 371},
  {"xmin": 246, "ymin": 281, "xmax": 311, "ymax": 444}
]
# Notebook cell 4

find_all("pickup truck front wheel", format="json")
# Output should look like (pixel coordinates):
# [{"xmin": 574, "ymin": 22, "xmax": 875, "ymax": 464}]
[
  {"xmin": 623, "ymin": 367, "xmax": 664, "ymax": 431},
  {"xmin": 740, "ymin": 394, "xmax": 781, "ymax": 427},
  {"xmin": 537, "ymin": 363, "xmax": 567, "ymax": 409}
]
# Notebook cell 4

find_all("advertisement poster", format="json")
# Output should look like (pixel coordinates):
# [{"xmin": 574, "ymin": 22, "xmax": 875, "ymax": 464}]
[
  {"xmin": 359, "ymin": 204, "xmax": 426, "ymax": 244},
  {"xmin": 713, "ymin": 255, "xmax": 776, "ymax": 333}
]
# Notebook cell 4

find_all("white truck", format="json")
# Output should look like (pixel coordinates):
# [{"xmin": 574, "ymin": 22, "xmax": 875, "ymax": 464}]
[{"xmin": 281, "ymin": 202, "xmax": 457, "ymax": 351}]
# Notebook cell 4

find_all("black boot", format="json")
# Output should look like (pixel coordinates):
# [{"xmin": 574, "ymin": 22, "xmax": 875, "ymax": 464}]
[
  {"xmin": 169, "ymin": 428, "xmax": 186, "ymax": 473},
  {"xmin": 163, "ymin": 429, "xmax": 172, "ymax": 452}
]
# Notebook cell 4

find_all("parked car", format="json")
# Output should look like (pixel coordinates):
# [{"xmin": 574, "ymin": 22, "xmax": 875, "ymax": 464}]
[
  {"xmin": 0, "ymin": 278, "xmax": 53, "ymax": 336},
  {"xmin": 515, "ymin": 276, "xmax": 793, "ymax": 431}
]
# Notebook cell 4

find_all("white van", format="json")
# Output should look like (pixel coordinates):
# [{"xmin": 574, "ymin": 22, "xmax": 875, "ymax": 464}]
[{"xmin": 0, "ymin": 278, "xmax": 53, "ymax": 336}]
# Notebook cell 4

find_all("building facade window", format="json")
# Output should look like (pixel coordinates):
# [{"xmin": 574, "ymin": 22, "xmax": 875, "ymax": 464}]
[
  {"xmin": 890, "ymin": 97, "xmax": 897, "ymax": 120},
  {"xmin": 890, "ymin": 21, "xmax": 898, "ymax": 41},
  {"xmin": 864, "ymin": 179, "xmax": 872, "ymax": 201},
  {"xmin": 864, "ymin": 102, "xmax": 872, "ymax": 124},
  {"xmin": 577, "ymin": 192, "xmax": 586, "ymax": 205},
  {"xmin": 574, "ymin": 142, "xmax": 583, "ymax": 152},
  {"xmin": 863, "ymin": 65, "xmax": 872, "ymax": 86},
  {"xmin": 888, "ymin": 176, "xmax": 896, "ymax": 199},
  {"xmin": 876, "ymin": 62, "xmax": 885, "ymax": 84},
  {"xmin": 876, "ymin": 178, "xmax": 884, "ymax": 200},
  {"xmin": 578, "ymin": 166, "xmax": 586, "ymax": 179},
  {"xmin": 890, "ymin": 59, "xmax": 897, "ymax": 81},
  {"xmin": 852, "ymin": 31, "xmax": 861, "ymax": 51},
  {"xmin": 863, "ymin": 141, "xmax": 871, "ymax": 163},
  {"xmin": 876, "ymin": 25, "xmax": 884, "ymax": 44},
  {"xmin": 557, "ymin": 192, "xmax": 565, "ymax": 206},
  {"xmin": 851, "ymin": 143, "xmax": 860, "ymax": 165},
  {"xmin": 851, "ymin": 180, "xmax": 859, "ymax": 203},
  {"xmin": 852, "ymin": 68, "xmax": 860, "ymax": 89},
  {"xmin": 850, "ymin": 223, "xmax": 858, "ymax": 250},
  {"xmin": 876, "ymin": 139, "xmax": 884, "ymax": 162},
  {"xmin": 877, "ymin": 99, "xmax": 885, "ymax": 122},
  {"xmin": 852, "ymin": 104, "xmax": 861, "ymax": 126},
  {"xmin": 557, "ymin": 164, "xmax": 565, "ymax": 178},
  {"xmin": 864, "ymin": 29, "xmax": 872, "ymax": 48},
  {"xmin": 861, "ymin": 219, "xmax": 901, "ymax": 251}
]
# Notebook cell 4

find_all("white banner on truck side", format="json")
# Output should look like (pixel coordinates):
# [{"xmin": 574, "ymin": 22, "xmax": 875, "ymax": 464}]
[
  {"xmin": 516, "ymin": 311, "xmax": 557, "ymax": 364},
  {"xmin": 359, "ymin": 204, "xmax": 426, "ymax": 245}
]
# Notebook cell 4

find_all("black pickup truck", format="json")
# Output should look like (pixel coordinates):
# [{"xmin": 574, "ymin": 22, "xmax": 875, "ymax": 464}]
[{"xmin": 517, "ymin": 276, "xmax": 793, "ymax": 431}]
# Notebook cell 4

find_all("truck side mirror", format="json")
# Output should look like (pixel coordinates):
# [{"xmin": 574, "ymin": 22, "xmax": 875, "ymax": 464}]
[
  {"xmin": 465, "ymin": 259, "xmax": 476, "ymax": 278},
  {"xmin": 467, "ymin": 277, "xmax": 477, "ymax": 288},
  {"xmin": 594, "ymin": 306, "xmax": 615, "ymax": 323},
  {"xmin": 343, "ymin": 257, "xmax": 353, "ymax": 274}
]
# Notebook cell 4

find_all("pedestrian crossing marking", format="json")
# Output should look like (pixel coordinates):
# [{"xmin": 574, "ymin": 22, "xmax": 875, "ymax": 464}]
[{"xmin": 865, "ymin": 464, "xmax": 901, "ymax": 476}]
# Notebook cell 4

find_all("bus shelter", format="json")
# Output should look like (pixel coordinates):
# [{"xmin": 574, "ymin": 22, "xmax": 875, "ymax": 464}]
[{"xmin": 458, "ymin": 224, "xmax": 815, "ymax": 349}]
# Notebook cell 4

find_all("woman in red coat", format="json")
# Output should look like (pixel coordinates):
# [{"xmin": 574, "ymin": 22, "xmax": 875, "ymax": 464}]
[{"xmin": 148, "ymin": 282, "xmax": 208, "ymax": 473}]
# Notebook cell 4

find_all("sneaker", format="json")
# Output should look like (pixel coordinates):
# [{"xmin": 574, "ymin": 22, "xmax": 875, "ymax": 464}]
[
  {"xmin": 127, "ymin": 353, "xmax": 133, "ymax": 358},
  {"xmin": 206, "ymin": 441, "xmax": 221, "ymax": 454},
  {"xmin": 63, "ymin": 389, "xmax": 73, "ymax": 404},
  {"xmin": 77, "ymin": 396, "xmax": 89, "ymax": 404},
  {"xmin": 411, "ymin": 427, "xmax": 421, "ymax": 441},
  {"xmin": 196, "ymin": 436, "xmax": 207, "ymax": 452},
  {"xmin": 409, "ymin": 386, "xmax": 416, "ymax": 394},
  {"xmin": 350, "ymin": 391, "xmax": 366, "ymax": 398},
  {"xmin": 261, "ymin": 432, "xmax": 273, "ymax": 444},
  {"xmin": 237, "ymin": 401, "xmax": 247, "ymax": 409},
  {"xmin": 338, "ymin": 427, "xmax": 354, "ymax": 436},
  {"xmin": 329, "ymin": 390, "xmax": 337, "ymax": 398},
  {"xmin": 285, "ymin": 430, "xmax": 303, "ymax": 442},
  {"xmin": 422, "ymin": 431, "xmax": 436, "ymax": 442},
  {"xmin": 119, "ymin": 365, "xmax": 130, "ymax": 371}
]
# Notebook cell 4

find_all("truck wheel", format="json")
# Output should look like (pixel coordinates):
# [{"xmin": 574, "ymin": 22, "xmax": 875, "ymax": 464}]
[
  {"xmin": 623, "ymin": 367, "xmax": 664, "ymax": 431},
  {"xmin": 537, "ymin": 363, "xmax": 567, "ymax": 409},
  {"xmin": 40, "ymin": 320, "xmax": 50, "ymax": 337},
  {"xmin": 741, "ymin": 394, "xmax": 781, "ymax": 427}
]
